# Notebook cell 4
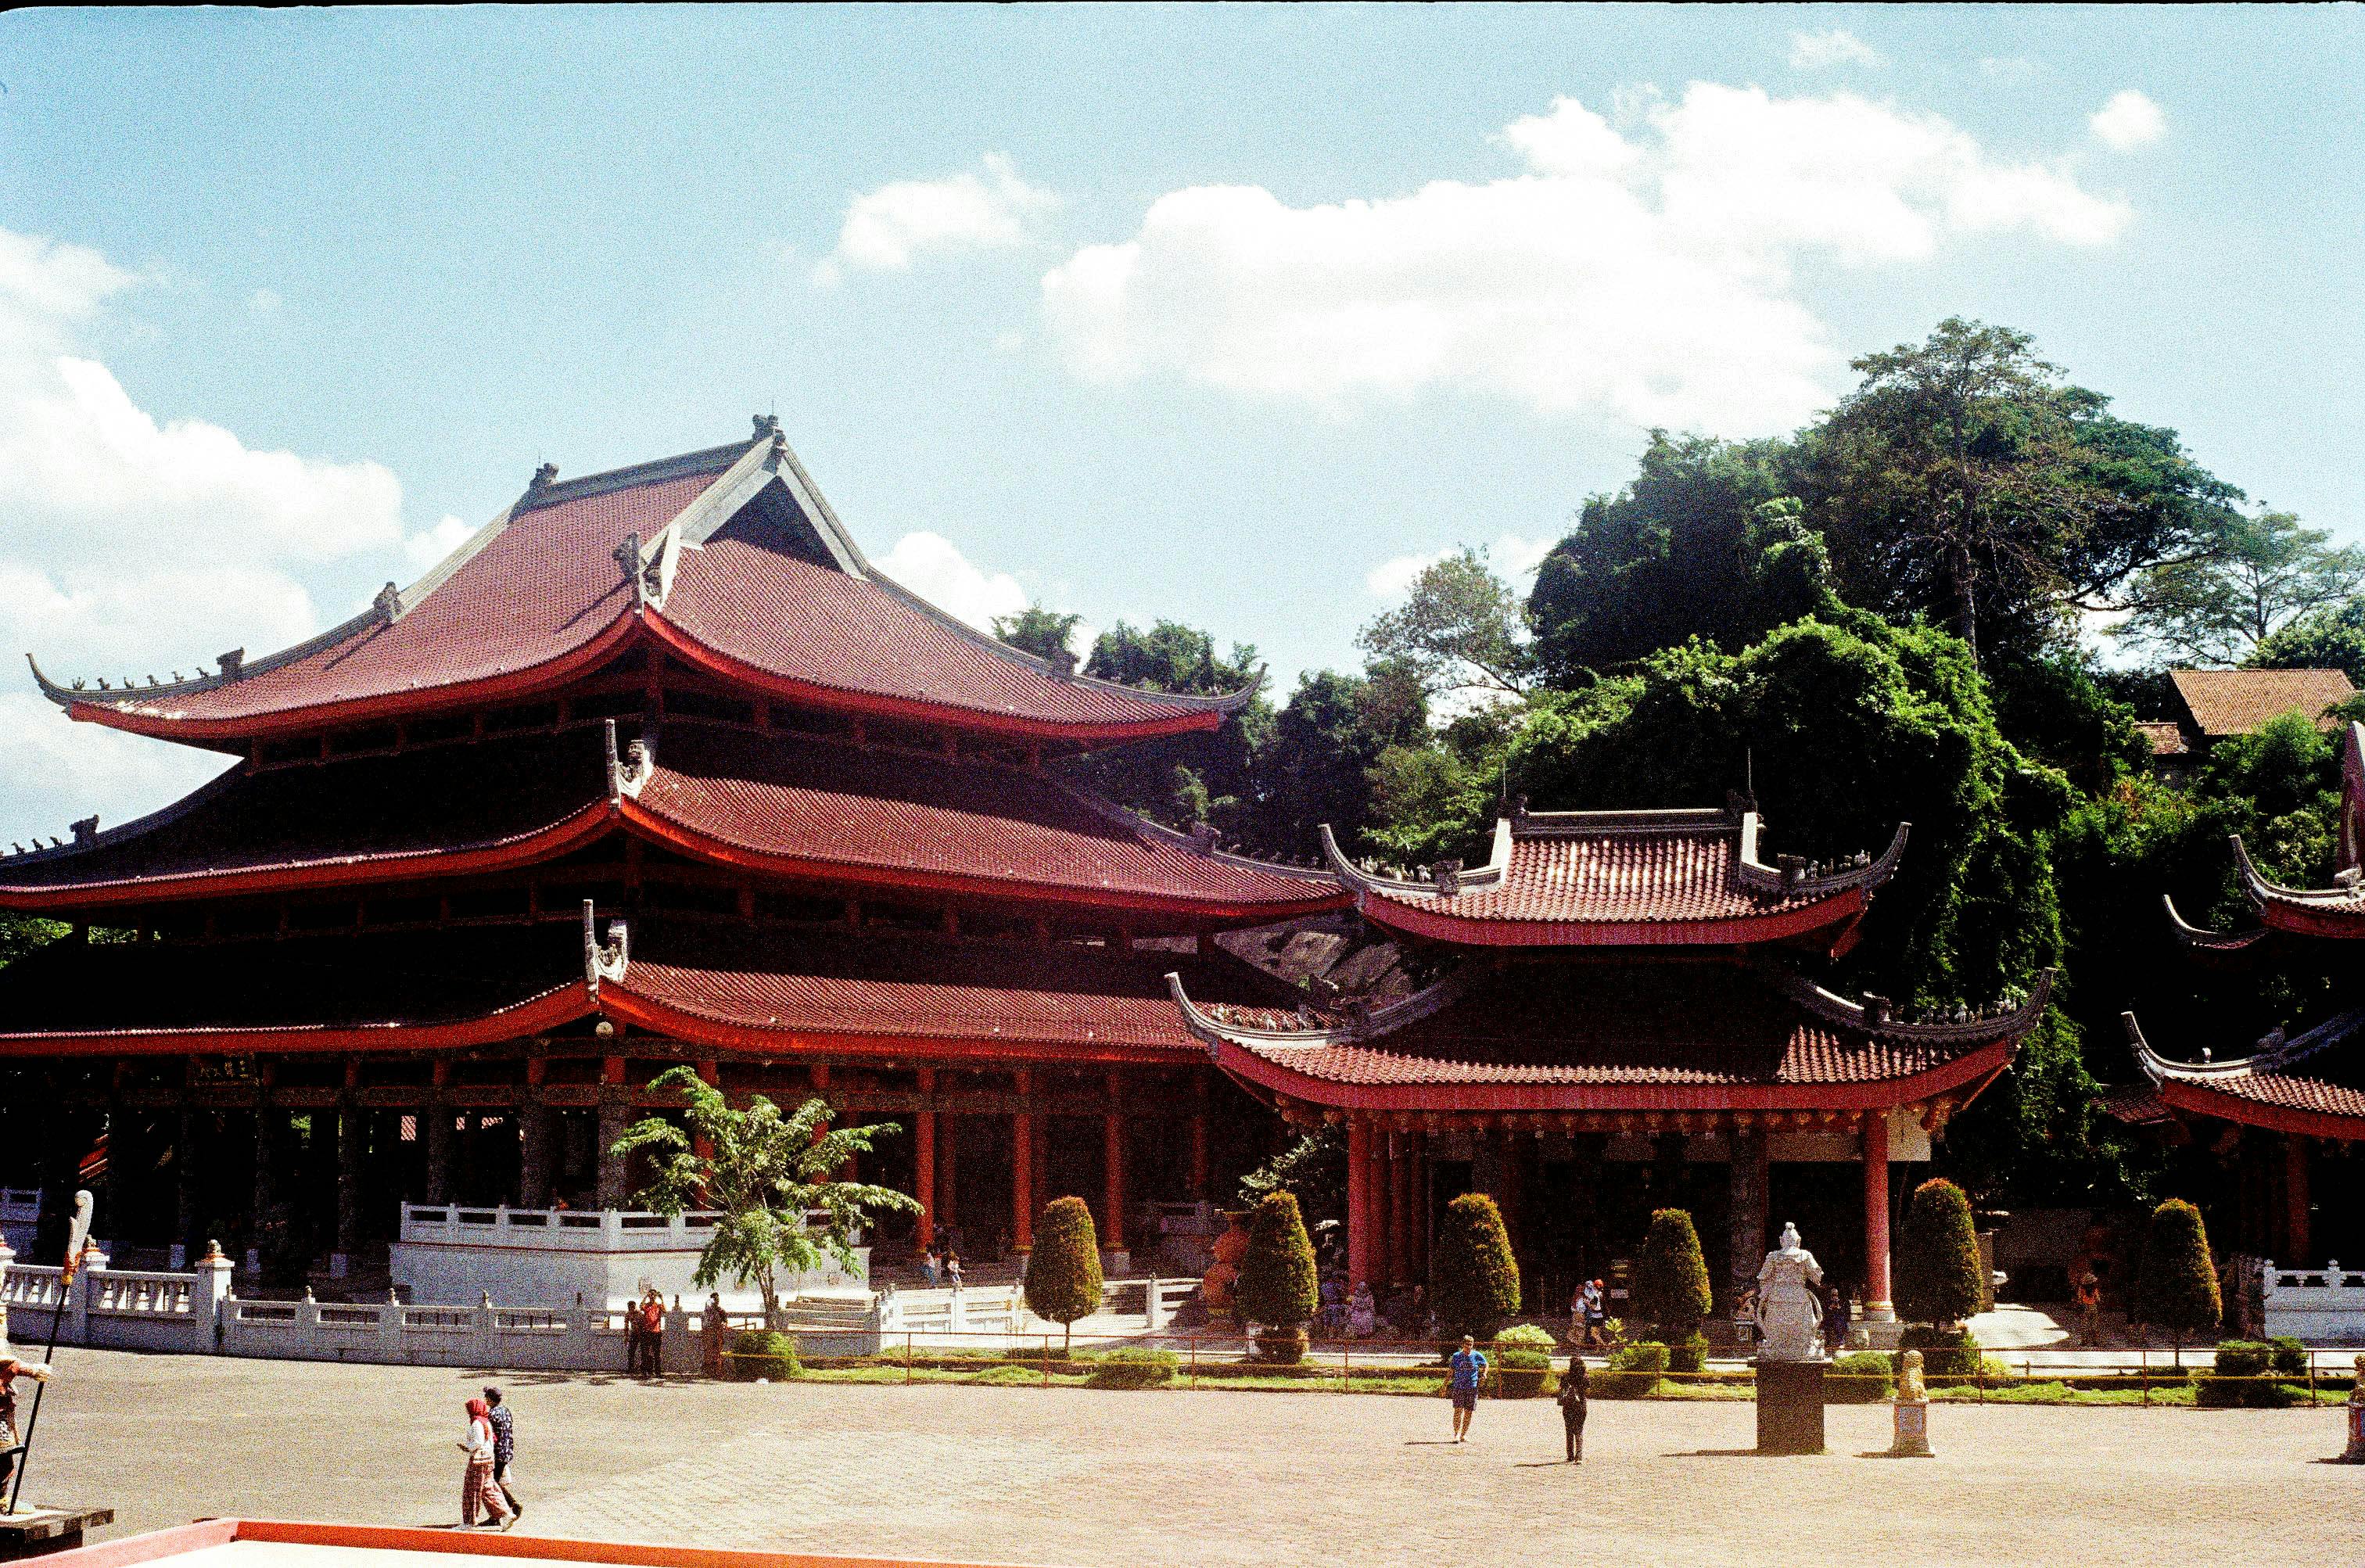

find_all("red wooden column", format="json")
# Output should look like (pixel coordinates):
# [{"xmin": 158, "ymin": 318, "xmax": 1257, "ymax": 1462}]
[
  {"xmin": 938, "ymin": 1110, "xmax": 958, "ymax": 1239},
  {"xmin": 1389, "ymin": 1130, "xmax": 1414, "ymax": 1290},
  {"xmin": 1366, "ymin": 1126, "xmax": 1391, "ymax": 1288},
  {"xmin": 1346, "ymin": 1116, "xmax": 1373, "ymax": 1292},
  {"xmin": 1011, "ymin": 1068, "xmax": 1035, "ymax": 1251},
  {"xmin": 1189, "ymin": 1075, "xmax": 1210, "ymax": 1204},
  {"xmin": 1103, "ymin": 1070, "xmax": 1127, "ymax": 1252},
  {"xmin": 2285, "ymin": 1133, "xmax": 2313, "ymax": 1263},
  {"xmin": 1861, "ymin": 1111, "xmax": 1893, "ymax": 1324},
  {"xmin": 913, "ymin": 1067, "xmax": 937, "ymax": 1251}
]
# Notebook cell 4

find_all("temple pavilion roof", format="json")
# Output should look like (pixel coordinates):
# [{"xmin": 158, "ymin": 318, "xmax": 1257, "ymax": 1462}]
[
  {"xmin": 31, "ymin": 424, "xmax": 1252, "ymax": 748},
  {"xmin": 2160, "ymin": 724, "xmax": 2365, "ymax": 947},
  {"xmin": 1171, "ymin": 960, "xmax": 2047, "ymax": 1114},
  {"xmin": 0, "ymin": 909, "xmax": 1309, "ymax": 1065},
  {"xmin": 0, "ymin": 719, "xmax": 1341, "ymax": 923},
  {"xmin": 2123, "ymin": 1008, "xmax": 2365, "ymax": 1141},
  {"xmin": 1319, "ymin": 802, "xmax": 1905, "ymax": 953}
]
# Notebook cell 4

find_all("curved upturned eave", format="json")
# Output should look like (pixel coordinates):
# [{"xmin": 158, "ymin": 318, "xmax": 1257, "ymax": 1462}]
[
  {"xmin": 2123, "ymin": 1009, "xmax": 2365, "ymax": 1142},
  {"xmin": 594, "ymin": 985, "xmax": 1197, "ymax": 1066},
  {"xmin": 615, "ymin": 794, "xmax": 1347, "ymax": 924},
  {"xmin": 2161, "ymin": 893, "xmax": 2268, "ymax": 953},
  {"xmin": 2230, "ymin": 836, "xmax": 2365, "ymax": 938},
  {"xmin": 0, "ymin": 982, "xmax": 592, "ymax": 1059}
]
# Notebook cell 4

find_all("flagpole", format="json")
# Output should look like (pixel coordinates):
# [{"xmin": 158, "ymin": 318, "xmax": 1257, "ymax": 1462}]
[{"xmin": 8, "ymin": 1189, "xmax": 92, "ymax": 1516}]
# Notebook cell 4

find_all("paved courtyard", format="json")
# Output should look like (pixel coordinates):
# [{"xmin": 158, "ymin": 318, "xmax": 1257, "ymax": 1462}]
[{"xmin": 19, "ymin": 1349, "xmax": 2359, "ymax": 1567}]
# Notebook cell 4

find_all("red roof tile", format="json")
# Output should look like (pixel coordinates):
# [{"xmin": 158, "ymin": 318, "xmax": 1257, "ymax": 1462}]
[
  {"xmin": 2169, "ymin": 668, "xmax": 2355, "ymax": 739},
  {"xmin": 39, "ymin": 436, "xmax": 1247, "ymax": 745},
  {"xmin": 2127, "ymin": 1007, "xmax": 2365, "ymax": 1136},
  {"xmin": 1328, "ymin": 808, "xmax": 1902, "ymax": 949},
  {"xmin": 2135, "ymin": 721, "xmax": 2188, "ymax": 757},
  {"xmin": 0, "ymin": 721, "xmax": 1343, "ymax": 921}
]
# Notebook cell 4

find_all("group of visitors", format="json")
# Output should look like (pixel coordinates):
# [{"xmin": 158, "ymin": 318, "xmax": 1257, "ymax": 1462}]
[
  {"xmin": 1568, "ymin": 1279, "xmax": 1609, "ymax": 1347},
  {"xmin": 457, "ymin": 1386, "xmax": 522, "ymax": 1530},
  {"xmin": 918, "ymin": 1247, "xmax": 964, "ymax": 1289},
  {"xmin": 1441, "ymin": 1335, "xmax": 1589, "ymax": 1462},
  {"xmin": 624, "ymin": 1289, "xmax": 668, "ymax": 1376},
  {"xmin": 1320, "ymin": 1273, "xmax": 1426, "ymax": 1340}
]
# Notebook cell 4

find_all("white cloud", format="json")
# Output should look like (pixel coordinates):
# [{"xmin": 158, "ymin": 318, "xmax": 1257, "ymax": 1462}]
[
  {"xmin": 404, "ymin": 513, "xmax": 476, "ymax": 569},
  {"xmin": 1789, "ymin": 29, "xmax": 1883, "ymax": 70},
  {"xmin": 1042, "ymin": 84, "xmax": 2131, "ymax": 436},
  {"xmin": 0, "ymin": 224, "xmax": 411, "ymax": 838},
  {"xmin": 814, "ymin": 153, "xmax": 1058, "ymax": 285},
  {"xmin": 1366, "ymin": 534, "xmax": 1555, "ymax": 600},
  {"xmin": 2090, "ymin": 90, "xmax": 2166, "ymax": 152},
  {"xmin": 877, "ymin": 530, "xmax": 1029, "ymax": 633}
]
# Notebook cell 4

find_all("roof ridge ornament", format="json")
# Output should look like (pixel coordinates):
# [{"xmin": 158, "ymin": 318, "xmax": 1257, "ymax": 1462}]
[
  {"xmin": 530, "ymin": 462, "xmax": 558, "ymax": 493},
  {"xmin": 604, "ymin": 719, "xmax": 656, "ymax": 801},
  {"xmin": 582, "ymin": 899, "xmax": 630, "ymax": 993},
  {"xmin": 373, "ymin": 582, "xmax": 403, "ymax": 624}
]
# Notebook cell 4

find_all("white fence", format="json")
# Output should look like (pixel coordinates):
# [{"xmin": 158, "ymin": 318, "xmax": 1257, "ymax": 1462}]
[
  {"xmin": 389, "ymin": 1204, "xmax": 865, "ymax": 1309},
  {"xmin": 2259, "ymin": 1258, "xmax": 2365, "ymax": 1345}
]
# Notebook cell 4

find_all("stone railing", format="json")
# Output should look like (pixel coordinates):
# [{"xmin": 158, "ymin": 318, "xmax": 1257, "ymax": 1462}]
[
  {"xmin": 2259, "ymin": 1258, "xmax": 2365, "ymax": 1344},
  {"xmin": 398, "ymin": 1204, "xmax": 736, "ymax": 1250},
  {"xmin": 0, "ymin": 1240, "xmax": 234, "ymax": 1355}
]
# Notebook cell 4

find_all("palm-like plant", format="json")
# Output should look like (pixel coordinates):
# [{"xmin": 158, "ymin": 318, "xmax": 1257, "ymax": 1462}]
[{"xmin": 612, "ymin": 1066, "xmax": 921, "ymax": 1325}]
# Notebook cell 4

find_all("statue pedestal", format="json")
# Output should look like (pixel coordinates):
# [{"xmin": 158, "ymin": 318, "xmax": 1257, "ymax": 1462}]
[
  {"xmin": 1888, "ymin": 1398, "xmax": 1933, "ymax": 1458},
  {"xmin": 2342, "ymin": 1401, "xmax": 2365, "ymax": 1464},
  {"xmin": 0, "ymin": 1504, "xmax": 114, "ymax": 1561},
  {"xmin": 1755, "ymin": 1358, "xmax": 1826, "ymax": 1455}
]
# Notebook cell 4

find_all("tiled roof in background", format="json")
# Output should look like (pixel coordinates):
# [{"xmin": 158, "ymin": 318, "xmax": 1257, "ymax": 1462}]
[{"xmin": 2169, "ymin": 668, "xmax": 2355, "ymax": 738}]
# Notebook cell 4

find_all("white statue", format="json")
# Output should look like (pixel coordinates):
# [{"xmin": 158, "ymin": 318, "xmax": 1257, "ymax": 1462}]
[{"xmin": 1754, "ymin": 1222, "xmax": 1826, "ymax": 1362}]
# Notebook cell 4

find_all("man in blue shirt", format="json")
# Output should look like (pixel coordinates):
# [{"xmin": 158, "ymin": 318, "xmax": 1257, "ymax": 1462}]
[{"xmin": 1448, "ymin": 1334, "xmax": 1488, "ymax": 1442}]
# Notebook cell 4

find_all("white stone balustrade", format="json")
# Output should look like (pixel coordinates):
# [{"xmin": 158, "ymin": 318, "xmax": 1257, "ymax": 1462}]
[{"xmin": 2259, "ymin": 1258, "xmax": 2365, "ymax": 1345}]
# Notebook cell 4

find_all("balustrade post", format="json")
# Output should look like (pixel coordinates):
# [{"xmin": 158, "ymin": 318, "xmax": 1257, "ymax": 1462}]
[{"xmin": 194, "ymin": 1240, "xmax": 234, "ymax": 1354}]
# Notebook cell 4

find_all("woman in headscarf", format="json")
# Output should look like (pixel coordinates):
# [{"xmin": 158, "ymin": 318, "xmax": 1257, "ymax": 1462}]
[{"xmin": 458, "ymin": 1397, "xmax": 515, "ymax": 1529}]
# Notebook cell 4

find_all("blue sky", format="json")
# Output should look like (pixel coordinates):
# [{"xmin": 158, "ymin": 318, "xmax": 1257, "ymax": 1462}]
[{"xmin": 0, "ymin": 5, "xmax": 2360, "ymax": 838}]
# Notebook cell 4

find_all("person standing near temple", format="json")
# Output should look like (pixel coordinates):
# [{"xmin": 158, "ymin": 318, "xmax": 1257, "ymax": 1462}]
[
  {"xmin": 0, "ymin": 1351, "xmax": 53, "ymax": 1513},
  {"xmin": 1556, "ymin": 1353, "xmax": 1588, "ymax": 1463},
  {"xmin": 1447, "ymin": 1334, "xmax": 1488, "ymax": 1443},
  {"xmin": 702, "ymin": 1293, "xmax": 728, "ymax": 1378},
  {"xmin": 638, "ymin": 1290, "xmax": 667, "ymax": 1376},
  {"xmin": 483, "ymin": 1387, "xmax": 522, "ymax": 1523},
  {"xmin": 1821, "ymin": 1283, "xmax": 1852, "ymax": 1355},
  {"xmin": 457, "ymin": 1398, "xmax": 514, "ymax": 1530}
]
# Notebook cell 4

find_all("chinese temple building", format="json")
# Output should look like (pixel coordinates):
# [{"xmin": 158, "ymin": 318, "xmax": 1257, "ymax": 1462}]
[
  {"xmin": 1172, "ymin": 803, "xmax": 2052, "ymax": 1329},
  {"xmin": 2119, "ymin": 720, "xmax": 2365, "ymax": 1267},
  {"xmin": 0, "ymin": 422, "xmax": 1348, "ymax": 1274}
]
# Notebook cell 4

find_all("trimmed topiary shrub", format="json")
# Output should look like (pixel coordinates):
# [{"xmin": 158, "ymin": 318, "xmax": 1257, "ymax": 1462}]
[
  {"xmin": 1085, "ymin": 1346, "xmax": 1179, "ymax": 1389},
  {"xmin": 1895, "ymin": 1178, "xmax": 1983, "ymax": 1329},
  {"xmin": 1828, "ymin": 1351, "xmax": 1895, "ymax": 1403},
  {"xmin": 1593, "ymin": 1341, "xmax": 1667, "ymax": 1398},
  {"xmin": 1236, "ymin": 1190, "xmax": 1319, "ymax": 1364},
  {"xmin": 1665, "ymin": 1333, "xmax": 1709, "ymax": 1376},
  {"xmin": 725, "ymin": 1328, "xmax": 801, "ymax": 1381},
  {"xmin": 2268, "ymin": 1336, "xmax": 2308, "ymax": 1377},
  {"xmin": 1633, "ymin": 1208, "xmax": 1714, "ymax": 1347},
  {"xmin": 1430, "ymin": 1191, "xmax": 1521, "ymax": 1344},
  {"xmin": 1492, "ymin": 1323, "xmax": 1558, "ymax": 1398},
  {"xmin": 2195, "ymin": 1340, "xmax": 2304, "ymax": 1407},
  {"xmin": 1025, "ymin": 1196, "xmax": 1105, "ymax": 1351},
  {"xmin": 2133, "ymin": 1199, "xmax": 2220, "ymax": 1365}
]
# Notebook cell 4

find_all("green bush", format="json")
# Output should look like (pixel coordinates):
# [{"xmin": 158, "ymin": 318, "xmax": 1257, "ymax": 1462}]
[
  {"xmin": 1025, "ymin": 1196, "xmax": 1105, "ymax": 1350},
  {"xmin": 1492, "ymin": 1322, "xmax": 1556, "ymax": 1397},
  {"xmin": 1828, "ymin": 1351, "xmax": 1895, "ymax": 1403},
  {"xmin": 1236, "ymin": 1191, "xmax": 1319, "ymax": 1340},
  {"xmin": 1633, "ymin": 1208, "xmax": 1714, "ymax": 1344},
  {"xmin": 2197, "ymin": 1340, "xmax": 2306, "ymax": 1407},
  {"xmin": 2212, "ymin": 1340, "xmax": 2276, "ymax": 1380},
  {"xmin": 1665, "ymin": 1333, "xmax": 1709, "ymax": 1375},
  {"xmin": 1253, "ymin": 1325, "xmax": 1309, "ymax": 1365},
  {"xmin": 2269, "ymin": 1336, "xmax": 2309, "ymax": 1377},
  {"xmin": 1430, "ymin": 1192, "xmax": 1521, "ymax": 1342},
  {"xmin": 726, "ymin": 1329, "xmax": 802, "ymax": 1382},
  {"xmin": 1002, "ymin": 1342, "xmax": 1072, "ymax": 1364},
  {"xmin": 1592, "ymin": 1341, "xmax": 1666, "ymax": 1399},
  {"xmin": 1897, "ymin": 1326, "xmax": 1982, "ymax": 1382},
  {"xmin": 1084, "ymin": 1347, "xmax": 1179, "ymax": 1389},
  {"xmin": 1895, "ymin": 1178, "xmax": 1983, "ymax": 1328},
  {"xmin": 2195, "ymin": 1374, "xmax": 2302, "ymax": 1408},
  {"xmin": 2132, "ymin": 1199, "xmax": 2220, "ymax": 1357}
]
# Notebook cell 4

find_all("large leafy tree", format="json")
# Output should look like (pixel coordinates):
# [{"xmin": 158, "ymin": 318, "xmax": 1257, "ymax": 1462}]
[
  {"xmin": 1803, "ymin": 318, "xmax": 2240, "ymax": 670},
  {"xmin": 1358, "ymin": 547, "xmax": 1532, "ymax": 699},
  {"xmin": 991, "ymin": 605, "xmax": 1086, "ymax": 665},
  {"xmin": 2252, "ymin": 594, "xmax": 2365, "ymax": 685},
  {"xmin": 2116, "ymin": 509, "xmax": 2365, "ymax": 666},
  {"xmin": 613, "ymin": 1068, "xmax": 918, "ymax": 1324},
  {"xmin": 1237, "ymin": 662, "xmax": 1428, "ymax": 860},
  {"xmin": 1060, "ymin": 619, "xmax": 1269, "ymax": 831}
]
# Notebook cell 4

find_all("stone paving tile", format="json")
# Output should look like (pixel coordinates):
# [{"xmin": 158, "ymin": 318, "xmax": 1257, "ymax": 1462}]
[{"xmin": 20, "ymin": 1350, "xmax": 2356, "ymax": 1567}]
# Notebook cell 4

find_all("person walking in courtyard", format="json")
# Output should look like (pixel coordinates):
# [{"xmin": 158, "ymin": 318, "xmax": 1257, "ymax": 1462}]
[
  {"xmin": 1448, "ymin": 1333, "xmax": 1488, "ymax": 1443},
  {"xmin": 457, "ymin": 1398, "xmax": 514, "ymax": 1530},
  {"xmin": 0, "ymin": 1350, "xmax": 52, "ymax": 1513},
  {"xmin": 1556, "ymin": 1352, "xmax": 1588, "ymax": 1463},
  {"xmin": 1574, "ymin": 1278, "xmax": 1606, "ymax": 1349},
  {"xmin": 483, "ymin": 1386, "xmax": 522, "ymax": 1523},
  {"xmin": 2073, "ymin": 1269, "xmax": 2103, "ymax": 1348},
  {"xmin": 703, "ymin": 1293, "xmax": 728, "ymax": 1377}
]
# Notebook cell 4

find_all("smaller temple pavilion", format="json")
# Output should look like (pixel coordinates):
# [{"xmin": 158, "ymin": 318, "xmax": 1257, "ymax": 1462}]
[
  {"xmin": 2119, "ymin": 721, "xmax": 2365, "ymax": 1268},
  {"xmin": 1172, "ymin": 799, "xmax": 2051, "ymax": 1336}
]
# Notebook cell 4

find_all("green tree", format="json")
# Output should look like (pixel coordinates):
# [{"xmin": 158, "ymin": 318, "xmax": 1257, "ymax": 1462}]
[
  {"xmin": 1430, "ymin": 1191, "xmax": 1521, "ymax": 1342},
  {"xmin": 2252, "ymin": 594, "xmax": 2365, "ymax": 686},
  {"xmin": 1238, "ymin": 662, "xmax": 1429, "ymax": 859},
  {"xmin": 1234, "ymin": 1190, "xmax": 1319, "ymax": 1362},
  {"xmin": 1063, "ymin": 619, "xmax": 1268, "ymax": 831},
  {"xmin": 1358, "ymin": 547, "xmax": 1531, "ymax": 699},
  {"xmin": 1024, "ymin": 1195, "xmax": 1104, "ymax": 1350},
  {"xmin": 1236, "ymin": 1125, "xmax": 1345, "ymax": 1224},
  {"xmin": 1631, "ymin": 1207, "xmax": 1714, "ymax": 1343},
  {"xmin": 2134, "ymin": 1198, "xmax": 2220, "ymax": 1364},
  {"xmin": 991, "ymin": 604, "xmax": 1085, "ymax": 665},
  {"xmin": 612, "ymin": 1067, "xmax": 917, "ymax": 1325},
  {"xmin": 2117, "ymin": 509, "xmax": 2365, "ymax": 667},
  {"xmin": 1893, "ymin": 1178, "xmax": 1984, "ymax": 1328}
]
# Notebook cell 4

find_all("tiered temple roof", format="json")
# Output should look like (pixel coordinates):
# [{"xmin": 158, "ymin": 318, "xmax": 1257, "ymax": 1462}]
[
  {"xmin": 1319, "ymin": 804, "xmax": 1905, "ymax": 953},
  {"xmin": 33, "ymin": 426, "xmax": 1251, "ymax": 748}
]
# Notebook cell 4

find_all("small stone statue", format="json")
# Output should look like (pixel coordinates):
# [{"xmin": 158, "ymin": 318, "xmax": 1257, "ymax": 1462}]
[
  {"xmin": 1753, "ymin": 1222, "xmax": 1827, "ymax": 1362},
  {"xmin": 2344, "ymin": 1354, "xmax": 2365, "ymax": 1464},
  {"xmin": 1897, "ymin": 1347, "xmax": 1929, "ymax": 1404}
]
